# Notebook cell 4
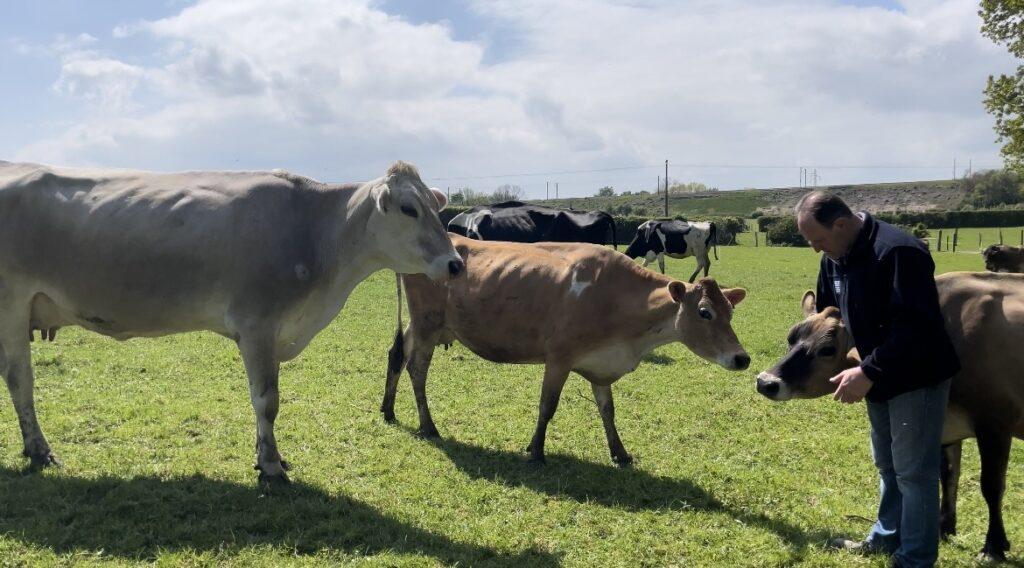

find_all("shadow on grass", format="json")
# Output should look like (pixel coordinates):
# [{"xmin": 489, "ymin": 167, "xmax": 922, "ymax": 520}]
[
  {"xmin": 425, "ymin": 436, "xmax": 833, "ymax": 558},
  {"xmin": 641, "ymin": 352, "xmax": 675, "ymax": 365},
  {"xmin": 0, "ymin": 466, "xmax": 559, "ymax": 566}
]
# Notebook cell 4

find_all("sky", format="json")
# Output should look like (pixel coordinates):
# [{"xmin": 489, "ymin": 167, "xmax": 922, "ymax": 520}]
[{"xmin": 1, "ymin": 0, "xmax": 1019, "ymax": 199}]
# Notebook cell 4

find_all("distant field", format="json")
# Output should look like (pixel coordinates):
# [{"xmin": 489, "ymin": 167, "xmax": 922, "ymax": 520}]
[
  {"xmin": 0, "ymin": 244, "xmax": 1016, "ymax": 566},
  {"xmin": 533, "ymin": 179, "xmax": 963, "ymax": 219}
]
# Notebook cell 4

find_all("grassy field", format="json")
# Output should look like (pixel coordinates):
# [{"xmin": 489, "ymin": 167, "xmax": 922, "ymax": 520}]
[{"xmin": 1, "ymin": 245, "xmax": 1020, "ymax": 566}]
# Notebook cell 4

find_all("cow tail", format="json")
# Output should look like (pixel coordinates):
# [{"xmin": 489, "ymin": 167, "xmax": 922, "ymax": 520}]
[
  {"xmin": 710, "ymin": 223, "xmax": 719, "ymax": 260},
  {"xmin": 387, "ymin": 273, "xmax": 405, "ymax": 377}
]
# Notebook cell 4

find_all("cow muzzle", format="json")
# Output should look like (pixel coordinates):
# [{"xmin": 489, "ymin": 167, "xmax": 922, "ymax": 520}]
[
  {"xmin": 426, "ymin": 254, "xmax": 466, "ymax": 282},
  {"xmin": 755, "ymin": 372, "xmax": 790, "ymax": 401}
]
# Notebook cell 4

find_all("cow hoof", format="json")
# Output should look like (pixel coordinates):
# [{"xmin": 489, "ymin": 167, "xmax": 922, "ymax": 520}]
[
  {"xmin": 415, "ymin": 426, "xmax": 440, "ymax": 439},
  {"xmin": 612, "ymin": 454, "xmax": 634, "ymax": 467},
  {"xmin": 977, "ymin": 551, "xmax": 1005, "ymax": 563},
  {"xmin": 257, "ymin": 467, "xmax": 291, "ymax": 493},
  {"xmin": 382, "ymin": 412, "xmax": 397, "ymax": 424},
  {"xmin": 25, "ymin": 450, "xmax": 61, "ymax": 469}
]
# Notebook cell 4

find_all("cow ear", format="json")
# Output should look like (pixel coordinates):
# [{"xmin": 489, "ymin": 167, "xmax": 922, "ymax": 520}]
[
  {"xmin": 668, "ymin": 281, "xmax": 687, "ymax": 303},
  {"xmin": 723, "ymin": 287, "xmax": 746, "ymax": 307},
  {"xmin": 373, "ymin": 184, "xmax": 391, "ymax": 214},
  {"xmin": 429, "ymin": 187, "xmax": 448, "ymax": 211},
  {"xmin": 801, "ymin": 290, "xmax": 816, "ymax": 316}
]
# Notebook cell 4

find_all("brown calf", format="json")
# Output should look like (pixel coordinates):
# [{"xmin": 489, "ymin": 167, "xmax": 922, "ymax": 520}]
[
  {"xmin": 384, "ymin": 234, "xmax": 750, "ymax": 465},
  {"xmin": 756, "ymin": 271, "xmax": 1024, "ymax": 561}
]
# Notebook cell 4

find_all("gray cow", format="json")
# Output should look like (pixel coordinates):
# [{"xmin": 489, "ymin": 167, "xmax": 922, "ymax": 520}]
[{"xmin": 0, "ymin": 160, "xmax": 463, "ymax": 485}]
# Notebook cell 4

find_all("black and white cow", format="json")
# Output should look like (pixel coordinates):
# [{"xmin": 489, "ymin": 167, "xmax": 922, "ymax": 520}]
[
  {"xmin": 447, "ymin": 201, "xmax": 617, "ymax": 249},
  {"xmin": 622, "ymin": 219, "xmax": 717, "ymax": 282}
]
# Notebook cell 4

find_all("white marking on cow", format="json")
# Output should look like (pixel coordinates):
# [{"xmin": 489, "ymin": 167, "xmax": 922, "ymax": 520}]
[
  {"xmin": 569, "ymin": 267, "xmax": 592, "ymax": 296},
  {"xmin": 466, "ymin": 209, "xmax": 492, "ymax": 238}
]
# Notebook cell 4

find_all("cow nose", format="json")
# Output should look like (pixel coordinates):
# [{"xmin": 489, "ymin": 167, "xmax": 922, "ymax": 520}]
[
  {"xmin": 448, "ymin": 259, "xmax": 464, "ymax": 278},
  {"xmin": 734, "ymin": 353, "xmax": 750, "ymax": 370},
  {"xmin": 756, "ymin": 377, "xmax": 779, "ymax": 398}
]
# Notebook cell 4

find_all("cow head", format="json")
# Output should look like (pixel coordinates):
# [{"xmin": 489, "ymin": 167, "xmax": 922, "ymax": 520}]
[
  {"xmin": 367, "ymin": 161, "xmax": 464, "ymax": 281},
  {"xmin": 755, "ymin": 291, "xmax": 859, "ymax": 401},
  {"xmin": 623, "ymin": 221, "xmax": 659, "ymax": 259},
  {"xmin": 670, "ymin": 277, "xmax": 750, "ymax": 370}
]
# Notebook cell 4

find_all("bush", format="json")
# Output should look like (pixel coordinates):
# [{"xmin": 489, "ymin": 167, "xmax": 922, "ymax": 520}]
[
  {"xmin": 961, "ymin": 170, "xmax": 1024, "ymax": 208},
  {"xmin": 765, "ymin": 216, "xmax": 808, "ymax": 247}
]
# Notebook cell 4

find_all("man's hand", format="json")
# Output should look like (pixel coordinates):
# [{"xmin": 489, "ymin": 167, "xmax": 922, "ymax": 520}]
[{"xmin": 830, "ymin": 367, "xmax": 873, "ymax": 404}]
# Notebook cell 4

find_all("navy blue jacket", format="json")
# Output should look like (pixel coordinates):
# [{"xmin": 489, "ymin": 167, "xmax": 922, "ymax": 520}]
[{"xmin": 815, "ymin": 213, "xmax": 960, "ymax": 402}]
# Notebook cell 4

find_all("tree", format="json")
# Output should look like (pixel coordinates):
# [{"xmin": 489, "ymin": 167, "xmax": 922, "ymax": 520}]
[
  {"xmin": 962, "ymin": 169, "xmax": 1024, "ymax": 207},
  {"xmin": 596, "ymin": 186, "xmax": 616, "ymax": 197},
  {"xmin": 980, "ymin": 1, "xmax": 1024, "ymax": 173},
  {"xmin": 492, "ymin": 184, "xmax": 524, "ymax": 202}
]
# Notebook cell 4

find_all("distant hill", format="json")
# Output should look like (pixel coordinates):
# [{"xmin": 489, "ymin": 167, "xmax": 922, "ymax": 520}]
[{"xmin": 530, "ymin": 179, "xmax": 964, "ymax": 218}]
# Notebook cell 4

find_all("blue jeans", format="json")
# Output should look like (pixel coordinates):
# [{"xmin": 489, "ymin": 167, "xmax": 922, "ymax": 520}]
[{"xmin": 865, "ymin": 379, "xmax": 951, "ymax": 568}]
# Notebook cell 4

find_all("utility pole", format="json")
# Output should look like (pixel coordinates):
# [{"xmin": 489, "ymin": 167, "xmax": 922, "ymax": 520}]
[
  {"xmin": 664, "ymin": 159, "xmax": 669, "ymax": 217},
  {"xmin": 546, "ymin": 181, "xmax": 549, "ymax": 200},
  {"xmin": 657, "ymin": 175, "xmax": 660, "ymax": 195},
  {"xmin": 969, "ymin": 159, "xmax": 973, "ymax": 178},
  {"xmin": 953, "ymin": 159, "xmax": 957, "ymax": 180},
  {"xmin": 555, "ymin": 182, "xmax": 559, "ymax": 199}
]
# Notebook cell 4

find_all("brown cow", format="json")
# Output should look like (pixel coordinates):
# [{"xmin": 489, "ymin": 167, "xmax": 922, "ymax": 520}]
[
  {"xmin": 383, "ymin": 234, "xmax": 750, "ymax": 465},
  {"xmin": 983, "ymin": 244, "xmax": 1024, "ymax": 273},
  {"xmin": 755, "ymin": 271, "xmax": 1024, "ymax": 561}
]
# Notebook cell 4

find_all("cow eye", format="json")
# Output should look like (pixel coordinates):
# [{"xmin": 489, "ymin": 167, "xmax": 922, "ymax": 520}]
[
  {"xmin": 818, "ymin": 346, "xmax": 837, "ymax": 357},
  {"xmin": 400, "ymin": 205, "xmax": 419, "ymax": 219},
  {"xmin": 698, "ymin": 307, "xmax": 713, "ymax": 320}
]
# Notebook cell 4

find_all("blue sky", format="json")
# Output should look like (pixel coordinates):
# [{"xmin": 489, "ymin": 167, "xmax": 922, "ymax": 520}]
[{"xmin": 1, "ymin": 0, "xmax": 1017, "ymax": 198}]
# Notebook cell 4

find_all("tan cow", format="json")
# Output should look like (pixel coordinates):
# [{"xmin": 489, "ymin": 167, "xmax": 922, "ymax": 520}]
[
  {"xmin": 383, "ymin": 235, "xmax": 750, "ymax": 465},
  {"xmin": 755, "ymin": 271, "xmax": 1024, "ymax": 561},
  {"xmin": 983, "ymin": 244, "xmax": 1024, "ymax": 273},
  {"xmin": 0, "ymin": 160, "xmax": 463, "ymax": 486}
]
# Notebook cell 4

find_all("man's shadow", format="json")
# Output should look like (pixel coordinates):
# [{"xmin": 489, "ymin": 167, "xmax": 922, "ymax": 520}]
[
  {"xmin": 425, "ymin": 435, "xmax": 833, "ymax": 556},
  {"xmin": 0, "ymin": 466, "xmax": 558, "ymax": 566}
]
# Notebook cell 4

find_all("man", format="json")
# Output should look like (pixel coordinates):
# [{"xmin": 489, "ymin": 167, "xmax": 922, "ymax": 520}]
[{"xmin": 795, "ymin": 191, "xmax": 960, "ymax": 568}]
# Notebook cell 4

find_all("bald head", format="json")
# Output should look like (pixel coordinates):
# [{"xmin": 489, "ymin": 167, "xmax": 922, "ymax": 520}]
[
  {"xmin": 795, "ymin": 191, "xmax": 862, "ymax": 260},
  {"xmin": 795, "ymin": 190, "xmax": 853, "ymax": 229}
]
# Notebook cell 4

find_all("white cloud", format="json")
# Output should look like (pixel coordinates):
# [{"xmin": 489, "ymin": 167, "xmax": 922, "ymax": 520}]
[{"xmin": 13, "ymin": 0, "xmax": 1021, "ymax": 194}]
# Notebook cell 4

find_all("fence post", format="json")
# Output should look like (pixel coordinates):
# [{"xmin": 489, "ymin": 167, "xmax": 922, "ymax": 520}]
[
  {"xmin": 979, "ymin": 233, "xmax": 983, "ymax": 250},
  {"xmin": 937, "ymin": 230, "xmax": 942, "ymax": 251},
  {"xmin": 946, "ymin": 234, "xmax": 950, "ymax": 250},
  {"xmin": 953, "ymin": 228, "xmax": 959, "ymax": 252},
  {"xmin": 754, "ymin": 232, "xmax": 759, "ymax": 247},
  {"xmin": 999, "ymin": 229, "xmax": 1003, "ymax": 245}
]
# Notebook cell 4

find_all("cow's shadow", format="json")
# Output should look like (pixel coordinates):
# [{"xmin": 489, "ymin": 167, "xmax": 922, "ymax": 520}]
[
  {"xmin": 425, "ymin": 436, "xmax": 833, "ymax": 556},
  {"xmin": 0, "ymin": 466, "xmax": 558, "ymax": 566}
]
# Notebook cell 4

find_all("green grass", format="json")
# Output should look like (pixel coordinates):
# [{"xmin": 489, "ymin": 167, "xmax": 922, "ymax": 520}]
[{"xmin": 0, "ymin": 245, "xmax": 1018, "ymax": 566}]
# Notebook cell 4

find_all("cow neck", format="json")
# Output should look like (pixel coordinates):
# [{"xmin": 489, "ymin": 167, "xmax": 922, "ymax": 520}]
[
  {"xmin": 630, "ymin": 274, "xmax": 682, "ymax": 355},
  {"xmin": 323, "ymin": 181, "xmax": 382, "ymax": 290}
]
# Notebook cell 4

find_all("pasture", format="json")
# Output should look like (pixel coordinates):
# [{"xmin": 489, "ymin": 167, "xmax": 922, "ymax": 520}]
[{"xmin": 1, "ymin": 243, "xmax": 1021, "ymax": 566}]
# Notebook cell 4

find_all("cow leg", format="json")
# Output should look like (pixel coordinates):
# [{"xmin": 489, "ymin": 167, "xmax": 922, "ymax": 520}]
[
  {"xmin": 701, "ymin": 253, "xmax": 711, "ymax": 278},
  {"xmin": 976, "ymin": 431, "xmax": 1012, "ymax": 561},
  {"xmin": 658, "ymin": 253, "xmax": 666, "ymax": 275},
  {"xmin": 238, "ymin": 334, "xmax": 289, "ymax": 486},
  {"xmin": 0, "ymin": 314, "xmax": 59, "ymax": 468},
  {"xmin": 642, "ymin": 252, "xmax": 655, "ymax": 269},
  {"xmin": 526, "ymin": 364, "xmax": 570, "ymax": 463},
  {"xmin": 591, "ymin": 383, "xmax": 631, "ymax": 466},
  {"xmin": 407, "ymin": 341, "xmax": 440, "ymax": 438},
  {"xmin": 939, "ymin": 441, "xmax": 962, "ymax": 539},
  {"xmin": 381, "ymin": 327, "xmax": 411, "ymax": 424},
  {"xmin": 687, "ymin": 264, "xmax": 701, "ymax": 283}
]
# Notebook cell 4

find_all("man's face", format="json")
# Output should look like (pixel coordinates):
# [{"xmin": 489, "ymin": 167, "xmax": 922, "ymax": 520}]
[{"xmin": 797, "ymin": 213, "xmax": 847, "ymax": 260}]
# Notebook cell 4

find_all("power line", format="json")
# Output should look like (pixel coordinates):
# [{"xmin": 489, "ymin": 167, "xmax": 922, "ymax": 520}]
[{"xmin": 429, "ymin": 161, "xmax": 1001, "ymax": 182}]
